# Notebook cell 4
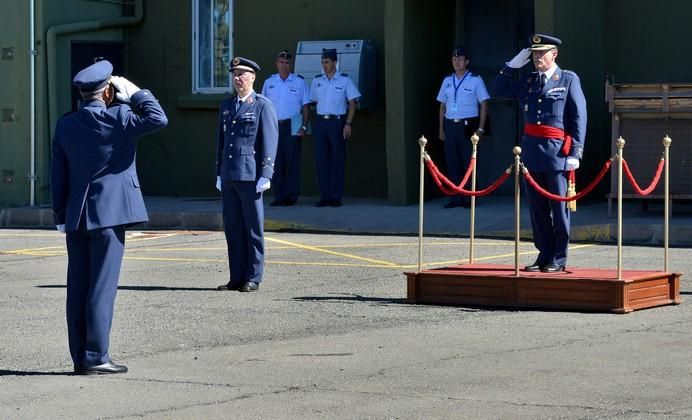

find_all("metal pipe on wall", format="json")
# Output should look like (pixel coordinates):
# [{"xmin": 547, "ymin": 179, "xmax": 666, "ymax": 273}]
[
  {"xmin": 46, "ymin": 0, "xmax": 143, "ymax": 142},
  {"xmin": 29, "ymin": 0, "xmax": 36, "ymax": 205}
]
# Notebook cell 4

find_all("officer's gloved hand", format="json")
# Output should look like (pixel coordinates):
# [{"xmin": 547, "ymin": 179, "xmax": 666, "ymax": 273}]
[
  {"xmin": 56, "ymin": 224, "xmax": 65, "ymax": 233},
  {"xmin": 109, "ymin": 76, "xmax": 141, "ymax": 103},
  {"xmin": 566, "ymin": 157, "xmax": 580, "ymax": 170},
  {"xmin": 506, "ymin": 48, "xmax": 531, "ymax": 68},
  {"xmin": 256, "ymin": 177, "xmax": 271, "ymax": 193},
  {"xmin": 215, "ymin": 176, "xmax": 222, "ymax": 192}
]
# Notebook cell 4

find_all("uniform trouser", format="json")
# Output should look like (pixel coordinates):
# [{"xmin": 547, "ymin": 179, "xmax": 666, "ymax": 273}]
[
  {"xmin": 524, "ymin": 170, "xmax": 570, "ymax": 266},
  {"xmin": 65, "ymin": 217, "xmax": 126, "ymax": 368},
  {"xmin": 222, "ymin": 180, "xmax": 264, "ymax": 284},
  {"xmin": 313, "ymin": 117, "xmax": 346, "ymax": 201},
  {"xmin": 273, "ymin": 121, "xmax": 302, "ymax": 202},
  {"xmin": 443, "ymin": 118, "xmax": 478, "ymax": 205}
]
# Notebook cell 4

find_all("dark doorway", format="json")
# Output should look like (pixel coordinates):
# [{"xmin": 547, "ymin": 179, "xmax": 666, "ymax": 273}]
[
  {"xmin": 70, "ymin": 41, "xmax": 124, "ymax": 110},
  {"xmin": 463, "ymin": 0, "xmax": 533, "ymax": 194}
]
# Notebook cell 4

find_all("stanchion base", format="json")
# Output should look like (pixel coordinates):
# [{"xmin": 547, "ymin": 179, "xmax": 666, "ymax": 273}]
[{"xmin": 405, "ymin": 264, "xmax": 682, "ymax": 314}]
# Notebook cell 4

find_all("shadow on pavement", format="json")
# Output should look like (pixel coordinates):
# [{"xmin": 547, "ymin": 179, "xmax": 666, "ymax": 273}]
[
  {"xmin": 0, "ymin": 369, "xmax": 74, "ymax": 376},
  {"xmin": 36, "ymin": 285, "xmax": 218, "ymax": 292}
]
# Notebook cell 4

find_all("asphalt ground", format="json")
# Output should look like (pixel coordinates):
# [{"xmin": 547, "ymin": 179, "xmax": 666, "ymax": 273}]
[{"xmin": 1, "ymin": 229, "xmax": 691, "ymax": 419}]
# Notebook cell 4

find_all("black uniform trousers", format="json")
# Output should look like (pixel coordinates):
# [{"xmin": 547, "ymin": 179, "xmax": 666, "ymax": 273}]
[
  {"xmin": 222, "ymin": 180, "xmax": 265, "ymax": 285},
  {"xmin": 443, "ymin": 117, "xmax": 479, "ymax": 205},
  {"xmin": 313, "ymin": 117, "xmax": 346, "ymax": 202},
  {"xmin": 273, "ymin": 120, "xmax": 302, "ymax": 203},
  {"xmin": 65, "ymin": 216, "xmax": 126, "ymax": 369}
]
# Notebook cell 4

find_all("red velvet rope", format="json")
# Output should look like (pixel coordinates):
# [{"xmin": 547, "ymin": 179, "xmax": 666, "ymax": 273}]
[
  {"xmin": 622, "ymin": 158, "xmax": 664, "ymax": 196},
  {"xmin": 425, "ymin": 158, "xmax": 511, "ymax": 196},
  {"xmin": 523, "ymin": 159, "xmax": 613, "ymax": 202}
]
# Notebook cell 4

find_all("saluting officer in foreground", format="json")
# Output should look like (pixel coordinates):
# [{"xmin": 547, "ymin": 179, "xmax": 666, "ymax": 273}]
[
  {"xmin": 309, "ymin": 48, "xmax": 361, "ymax": 207},
  {"xmin": 51, "ymin": 59, "xmax": 168, "ymax": 374},
  {"xmin": 261, "ymin": 49, "xmax": 310, "ymax": 207},
  {"xmin": 216, "ymin": 57, "xmax": 278, "ymax": 292},
  {"xmin": 494, "ymin": 34, "xmax": 587, "ymax": 273}
]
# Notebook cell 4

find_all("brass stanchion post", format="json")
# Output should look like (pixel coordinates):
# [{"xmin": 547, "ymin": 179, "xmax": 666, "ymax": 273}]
[
  {"xmin": 418, "ymin": 136, "xmax": 428, "ymax": 273},
  {"xmin": 513, "ymin": 146, "xmax": 522, "ymax": 276},
  {"xmin": 469, "ymin": 133, "xmax": 480, "ymax": 264},
  {"xmin": 663, "ymin": 135, "xmax": 671, "ymax": 273},
  {"xmin": 616, "ymin": 136, "xmax": 625, "ymax": 280}
]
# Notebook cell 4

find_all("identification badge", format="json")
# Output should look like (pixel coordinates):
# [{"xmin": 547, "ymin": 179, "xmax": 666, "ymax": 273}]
[{"xmin": 451, "ymin": 102, "xmax": 458, "ymax": 112}]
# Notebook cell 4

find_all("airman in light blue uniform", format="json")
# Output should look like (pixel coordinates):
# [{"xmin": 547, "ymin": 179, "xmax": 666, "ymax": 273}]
[
  {"xmin": 436, "ymin": 47, "xmax": 490, "ymax": 208},
  {"xmin": 309, "ymin": 48, "xmax": 361, "ymax": 207},
  {"xmin": 261, "ymin": 49, "xmax": 310, "ymax": 206}
]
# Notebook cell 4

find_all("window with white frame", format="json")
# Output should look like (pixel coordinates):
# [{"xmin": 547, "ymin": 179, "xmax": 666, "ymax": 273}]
[{"xmin": 192, "ymin": 0, "xmax": 233, "ymax": 93}]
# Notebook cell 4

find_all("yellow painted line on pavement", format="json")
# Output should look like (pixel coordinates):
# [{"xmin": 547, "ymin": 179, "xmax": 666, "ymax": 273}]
[
  {"xmin": 124, "ymin": 256, "xmax": 225, "ymax": 263},
  {"xmin": 266, "ymin": 236, "xmax": 399, "ymax": 267},
  {"xmin": 398, "ymin": 243, "xmax": 595, "ymax": 269}
]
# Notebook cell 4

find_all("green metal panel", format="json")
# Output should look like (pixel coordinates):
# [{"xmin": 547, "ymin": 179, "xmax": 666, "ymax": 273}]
[
  {"xmin": 127, "ymin": 0, "xmax": 387, "ymax": 199},
  {"xmin": 0, "ymin": 0, "xmax": 30, "ymax": 207}
]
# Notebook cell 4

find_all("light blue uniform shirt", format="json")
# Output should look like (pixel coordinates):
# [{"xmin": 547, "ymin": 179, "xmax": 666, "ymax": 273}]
[
  {"xmin": 309, "ymin": 72, "xmax": 361, "ymax": 115},
  {"xmin": 436, "ymin": 71, "xmax": 490, "ymax": 119},
  {"xmin": 260, "ymin": 73, "xmax": 310, "ymax": 120}
]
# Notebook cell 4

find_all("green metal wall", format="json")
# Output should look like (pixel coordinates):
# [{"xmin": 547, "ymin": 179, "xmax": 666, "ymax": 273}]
[
  {"xmin": 0, "ymin": 1, "xmax": 30, "ymax": 207},
  {"xmin": 3, "ymin": 0, "xmax": 691, "ymax": 208},
  {"xmin": 126, "ymin": 0, "xmax": 387, "ymax": 198},
  {"xmin": 539, "ymin": 0, "xmax": 609, "ymax": 193}
]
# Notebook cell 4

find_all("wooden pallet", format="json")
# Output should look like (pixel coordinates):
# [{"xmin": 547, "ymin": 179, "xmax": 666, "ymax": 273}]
[{"xmin": 405, "ymin": 264, "xmax": 682, "ymax": 313}]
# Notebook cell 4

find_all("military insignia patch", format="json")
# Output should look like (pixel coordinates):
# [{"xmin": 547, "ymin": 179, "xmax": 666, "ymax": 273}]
[
  {"xmin": 232, "ymin": 57, "xmax": 240, "ymax": 66},
  {"xmin": 552, "ymin": 74, "xmax": 559, "ymax": 81},
  {"xmin": 532, "ymin": 35, "xmax": 542, "ymax": 44},
  {"xmin": 246, "ymin": 97, "xmax": 254, "ymax": 104}
]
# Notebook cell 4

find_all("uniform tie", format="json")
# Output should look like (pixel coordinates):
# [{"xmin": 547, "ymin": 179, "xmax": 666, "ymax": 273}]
[
  {"xmin": 540, "ymin": 73, "xmax": 547, "ymax": 89},
  {"xmin": 235, "ymin": 99, "xmax": 242, "ymax": 112}
]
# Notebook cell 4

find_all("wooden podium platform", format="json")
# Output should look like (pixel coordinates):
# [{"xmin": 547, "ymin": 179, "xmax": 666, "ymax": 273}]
[{"xmin": 405, "ymin": 264, "xmax": 682, "ymax": 313}]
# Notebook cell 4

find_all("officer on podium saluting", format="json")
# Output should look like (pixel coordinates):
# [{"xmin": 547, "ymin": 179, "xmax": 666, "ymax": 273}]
[{"xmin": 494, "ymin": 34, "xmax": 587, "ymax": 273}]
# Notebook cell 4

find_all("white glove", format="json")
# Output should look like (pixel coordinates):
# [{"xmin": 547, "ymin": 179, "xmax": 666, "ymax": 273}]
[
  {"xmin": 216, "ymin": 176, "xmax": 222, "ymax": 192},
  {"xmin": 256, "ymin": 177, "xmax": 271, "ymax": 193},
  {"xmin": 109, "ymin": 76, "xmax": 141, "ymax": 103},
  {"xmin": 506, "ymin": 48, "xmax": 531, "ymax": 68},
  {"xmin": 566, "ymin": 157, "xmax": 580, "ymax": 170},
  {"xmin": 56, "ymin": 224, "xmax": 65, "ymax": 233}
]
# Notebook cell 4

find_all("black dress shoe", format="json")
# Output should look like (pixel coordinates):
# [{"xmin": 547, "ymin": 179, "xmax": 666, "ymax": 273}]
[
  {"xmin": 282, "ymin": 198, "xmax": 297, "ymax": 206},
  {"xmin": 315, "ymin": 200, "xmax": 330, "ymax": 207},
  {"xmin": 330, "ymin": 200, "xmax": 342, "ymax": 207},
  {"xmin": 239, "ymin": 281, "xmax": 259, "ymax": 292},
  {"xmin": 524, "ymin": 261, "xmax": 543, "ymax": 272},
  {"xmin": 76, "ymin": 360, "xmax": 128, "ymax": 375},
  {"xmin": 270, "ymin": 200, "xmax": 285, "ymax": 207},
  {"xmin": 217, "ymin": 282, "xmax": 242, "ymax": 291},
  {"xmin": 541, "ymin": 263, "xmax": 565, "ymax": 273}
]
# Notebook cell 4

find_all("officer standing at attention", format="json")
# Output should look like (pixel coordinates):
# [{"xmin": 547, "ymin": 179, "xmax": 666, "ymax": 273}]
[
  {"xmin": 51, "ymin": 59, "xmax": 168, "ymax": 374},
  {"xmin": 437, "ymin": 47, "xmax": 490, "ymax": 208},
  {"xmin": 494, "ymin": 34, "xmax": 587, "ymax": 272},
  {"xmin": 216, "ymin": 57, "xmax": 278, "ymax": 292},
  {"xmin": 261, "ymin": 49, "xmax": 310, "ymax": 207},
  {"xmin": 309, "ymin": 48, "xmax": 361, "ymax": 207}
]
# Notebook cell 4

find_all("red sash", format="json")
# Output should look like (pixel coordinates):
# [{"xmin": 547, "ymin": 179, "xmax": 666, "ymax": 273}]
[{"xmin": 523, "ymin": 123, "xmax": 572, "ymax": 156}]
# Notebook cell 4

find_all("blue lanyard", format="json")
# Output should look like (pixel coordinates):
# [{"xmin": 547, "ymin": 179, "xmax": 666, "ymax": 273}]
[{"xmin": 452, "ymin": 71, "xmax": 469, "ymax": 103}]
